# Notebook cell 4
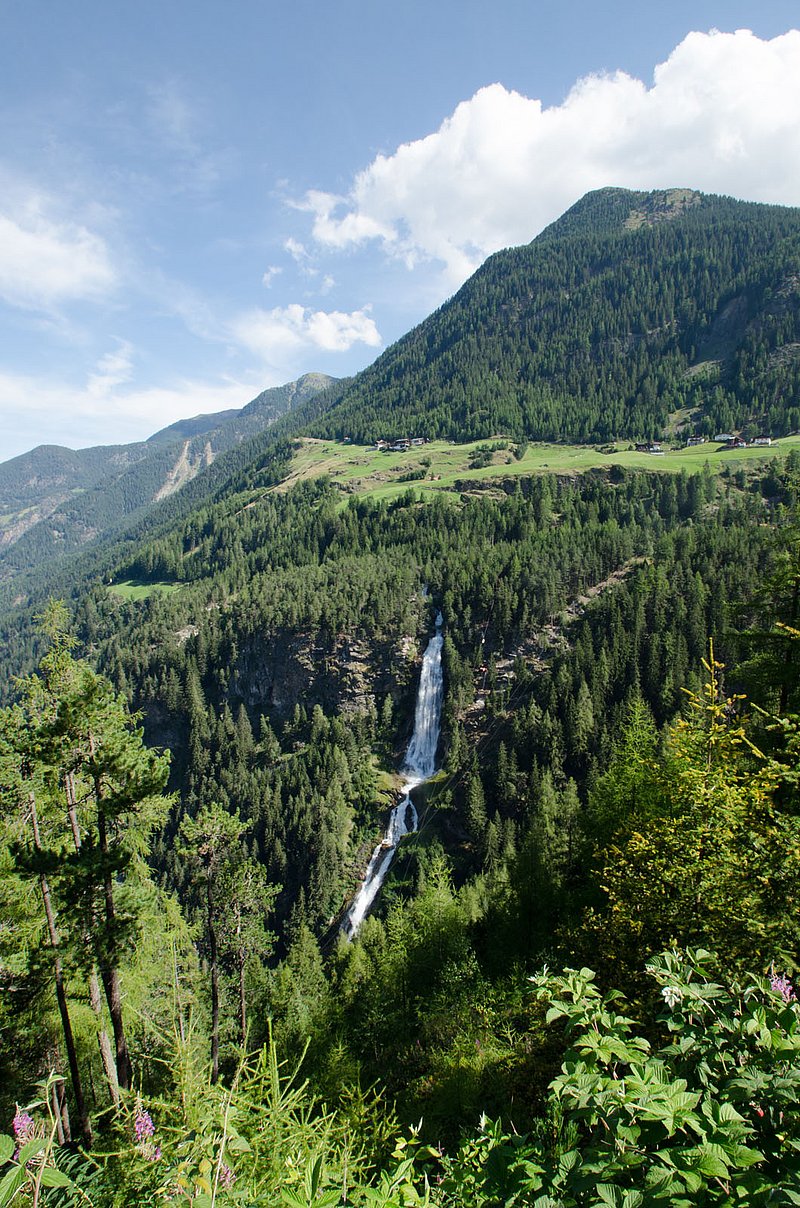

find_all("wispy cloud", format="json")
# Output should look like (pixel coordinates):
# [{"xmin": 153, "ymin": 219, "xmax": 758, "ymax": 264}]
[
  {"xmin": 86, "ymin": 341, "xmax": 135, "ymax": 398},
  {"xmin": 144, "ymin": 78, "xmax": 231, "ymax": 194},
  {"xmin": 0, "ymin": 365, "xmax": 256, "ymax": 458},
  {"xmin": 284, "ymin": 237, "xmax": 314, "ymax": 268}
]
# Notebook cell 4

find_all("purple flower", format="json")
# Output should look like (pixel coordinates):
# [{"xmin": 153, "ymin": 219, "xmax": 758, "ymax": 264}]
[
  {"xmin": 12, "ymin": 1109, "xmax": 34, "ymax": 1161},
  {"xmin": 12, "ymin": 1110, "xmax": 34, "ymax": 1141},
  {"xmin": 134, "ymin": 1107, "xmax": 155, "ymax": 1142},
  {"xmin": 219, "ymin": 1164, "xmax": 236, "ymax": 1189},
  {"xmin": 771, "ymin": 973, "xmax": 796, "ymax": 1003},
  {"xmin": 133, "ymin": 1097, "xmax": 160, "ymax": 1161}
]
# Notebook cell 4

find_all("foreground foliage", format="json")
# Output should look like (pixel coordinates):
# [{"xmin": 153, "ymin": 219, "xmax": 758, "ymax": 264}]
[{"xmin": 2, "ymin": 950, "xmax": 798, "ymax": 1205}]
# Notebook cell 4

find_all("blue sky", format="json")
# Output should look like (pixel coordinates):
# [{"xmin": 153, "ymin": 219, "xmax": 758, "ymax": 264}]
[{"xmin": 2, "ymin": 1, "xmax": 800, "ymax": 459}]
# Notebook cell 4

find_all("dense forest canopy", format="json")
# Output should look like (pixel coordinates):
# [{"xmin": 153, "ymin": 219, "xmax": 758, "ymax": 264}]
[{"xmin": 2, "ymin": 451, "xmax": 800, "ymax": 1202}]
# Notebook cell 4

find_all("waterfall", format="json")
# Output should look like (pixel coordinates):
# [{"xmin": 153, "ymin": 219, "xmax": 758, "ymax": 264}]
[{"xmin": 341, "ymin": 612, "xmax": 444, "ymax": 939}]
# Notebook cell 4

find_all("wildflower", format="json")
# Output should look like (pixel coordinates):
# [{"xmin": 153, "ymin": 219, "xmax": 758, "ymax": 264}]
[
  {"xmin": 661, "ymin": 985, "xmax": 683, "ymax": 1010},
  {"xmin": 219, "ymin": 1164, "xmax": 236, "ymax": 1189},
  {"xmin": 12, "ymin": 1110, "xmax": 34, "ymax": 1142},
  {"xmin": 12, "ymin": 1109, "xmax": 34, "ymax": 1162},
  {"xmin": 133, "ymin": 1097, "xmax": 161, "ymax": 1162},
  {"xmin": 134, "ymin": 1109, "xmax": 155, "ymax": 1142},
  {"xmin": 770, "ymin": 973, "xmax": 796, "ymax": 1004}
]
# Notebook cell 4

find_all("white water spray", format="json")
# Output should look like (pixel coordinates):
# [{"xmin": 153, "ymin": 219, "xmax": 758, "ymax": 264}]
[{"xmin": 341, "ymin": 613, "xmax": 444, "ymax": 938}]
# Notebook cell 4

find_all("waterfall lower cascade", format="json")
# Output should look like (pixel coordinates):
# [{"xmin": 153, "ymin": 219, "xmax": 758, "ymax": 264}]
[{"xmin": 341, "ymin": 612, "xmax": 444, "ymax": 939}]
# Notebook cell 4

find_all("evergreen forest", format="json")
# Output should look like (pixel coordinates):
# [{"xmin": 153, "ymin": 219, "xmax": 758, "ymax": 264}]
[{"xmin": 1, "ymin": 188, "xmax": 800, "ymax": 1205}]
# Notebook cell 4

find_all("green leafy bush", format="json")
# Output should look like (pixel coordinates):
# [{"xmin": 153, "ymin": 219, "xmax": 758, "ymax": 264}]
[{"xmin": 435, "ymin": 949, "xmax": 800, "ymax": 1205}]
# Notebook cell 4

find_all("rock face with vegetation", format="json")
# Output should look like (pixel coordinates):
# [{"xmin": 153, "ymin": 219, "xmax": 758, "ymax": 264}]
[{"xmin": 2, "ymin": 190, "xmax": 800, "ymax": 1205}]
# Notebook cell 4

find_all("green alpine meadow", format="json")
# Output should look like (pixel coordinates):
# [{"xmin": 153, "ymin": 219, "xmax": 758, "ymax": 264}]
[{"xmin": 2, "ymin": 188, "xmax": 800, "ymax": 1205}]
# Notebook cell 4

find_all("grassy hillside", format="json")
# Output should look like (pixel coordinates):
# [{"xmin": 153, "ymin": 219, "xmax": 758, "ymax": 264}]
[{"xmin": 279, "ymin": 433, "xmax": 800, "ymax": 504}]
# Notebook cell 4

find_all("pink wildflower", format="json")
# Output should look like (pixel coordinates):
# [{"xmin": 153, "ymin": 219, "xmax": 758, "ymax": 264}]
[
  {"xmin": 133, "ymin": 1097, "xmax": 161, "ymax": 1162},
  {"xmin": 770, "ymin": 973, "xmax": 796, "ymax": 1004},
  {"xmin": 12, "ymin": 1109, "xmax": 34, "ymax": 1162},
  {"xmin": 12, "ymin": 1110, "xmax": 34, "ymax": 1141}
]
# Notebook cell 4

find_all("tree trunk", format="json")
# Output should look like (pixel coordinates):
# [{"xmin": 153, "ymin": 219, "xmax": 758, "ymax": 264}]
[
  {"xmin": 96, "ymin": 809, "xmax": 133, "ymax": 1091},
  {"xmin": 238, "ymin": 952, "xmax": 247, "ymax": 1049},
  {"xmin": 236, "ymin": 906, "xmax": 247, "ymax": 1047},
  {"xmin": 88, "ymin": 733, "xmax": 133, "ymax": 1093},
  {"xmin": 29, "ymin": 793, "xmax": 91, "ymax": 1147},
  {"xmin": 779, "ymin": 573, "xmax": 800, "ymax": 715},
  {"xmin": 208, "ymin": 877, "xmax": 220, "ymax": 1084},
  {"xmin": 50, "ymin": 1077, "xmax": 70, "ymax": 1146},
  {"xmin": 65, "ymin": 772, "xmax": 120, "ymax": 1107}
]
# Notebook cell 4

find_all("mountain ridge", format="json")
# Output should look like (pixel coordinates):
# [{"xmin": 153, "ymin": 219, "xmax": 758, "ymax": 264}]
[
  {"xmin": 4, "ymin": 187, "xmax": 800, "ymax": 622},
  {"xmin": 0, "ymin": 372, "xmax": 337, "ymax": 577}
]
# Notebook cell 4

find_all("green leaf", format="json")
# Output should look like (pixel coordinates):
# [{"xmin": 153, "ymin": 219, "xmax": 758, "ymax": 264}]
[
  {"xmin": 38, "ymin": 1167, "xmax": 73, "ymax": 1189},
  {"xmin": 226, "ymin": 1134, "xmax": 251, "ymax": 1154},
  {"xmin": 726, "ymin": 1144, "xmax": 763, "ymax": 1169},
  {"xmin": 0, "ymin": 1164, "xmax": 27, "ymax": 1208},
  {"xmin": 596, "ymin": 1185, "xmax": 624, "ymax": 1207},
  {"xmin": 696, "ymin": 1152, "xmax": 729, "ymax": 1179},
  {"xmin": 0, "ymin": 1139, "xmax": 12, "ymax": 1166},
  {"xmin": 304, "ymin": 1153, "xmax": 325, "ymax": 1200},
  {"xmin": 16, "ymin": 1139, "xmax": 46, "ymax": 1164}
]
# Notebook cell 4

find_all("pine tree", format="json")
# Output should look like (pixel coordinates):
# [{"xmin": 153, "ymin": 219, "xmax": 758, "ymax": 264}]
[{"xmin": 177, "ymin": 801, "xmax": 244, "ymax": 1082}]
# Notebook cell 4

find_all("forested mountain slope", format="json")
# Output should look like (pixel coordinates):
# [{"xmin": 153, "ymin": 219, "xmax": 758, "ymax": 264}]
[
  {"xmin": 63, "ymin": 459, "xmax": 788, "ymax": 952},
  {"xmin": 6, "ymin": 187, "xmax": 800, "ymax": 616},
  {"xmin": 4, "ymin": 446, "xmax": 799, "ymax": 1200},
  {"xmin": 309, "ymin": 187, "xmax": 800, "ymax": 444},
  {"xmin": 0, "ymin": 372, "xmax": 336, "ymax": 583},
  {"xmin": 2, "ymin": 188, "xmax": 800, "ymax": 1204}
]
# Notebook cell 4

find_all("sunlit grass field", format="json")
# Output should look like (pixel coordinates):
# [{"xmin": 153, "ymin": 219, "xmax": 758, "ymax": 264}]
[
  {"xmin": 109, "ymin": 580, "xmax": 184, "ymax": 600},
  {"xmin": 277, "ymin": 434, "xmax": 800, "ymax": 504}
]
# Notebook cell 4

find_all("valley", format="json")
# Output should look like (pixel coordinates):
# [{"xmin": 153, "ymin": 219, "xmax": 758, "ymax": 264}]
[{"xmin": 1, "ymin": 186, "xmax": 800, "ymax": 1204}]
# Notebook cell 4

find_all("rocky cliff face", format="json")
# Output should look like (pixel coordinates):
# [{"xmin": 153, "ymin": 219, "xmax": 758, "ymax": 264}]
[{"xmin": 232, "ymin": 629, "xmax": 421, "ymax": 721}]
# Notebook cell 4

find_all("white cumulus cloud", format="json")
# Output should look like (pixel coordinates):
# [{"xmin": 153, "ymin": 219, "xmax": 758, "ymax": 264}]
[
  {"xmin": 231, "ymin": 303, "xmax": 382, "ymax": 362},
  {"xmin": 0, "ymin": 198, "xmax": 116, "ymax": 310},
  {"xmin": 302, "ymin": 28, "xmax": 800, "ymax": 288}
]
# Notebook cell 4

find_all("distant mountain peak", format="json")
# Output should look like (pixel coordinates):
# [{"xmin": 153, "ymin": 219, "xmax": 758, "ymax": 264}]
[
  {"xmin": 0, "ymin": 372, "xmax": 338, "ymax": 581},
  {"xmin": 243, "ymin": 372, "xmax": 337, "ymax": 418}
]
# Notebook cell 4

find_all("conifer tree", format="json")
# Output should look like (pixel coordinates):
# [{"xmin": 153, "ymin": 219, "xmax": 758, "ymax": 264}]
[{"xmin": 177, "ymin": 801, "xmax": 245, "ymax": 1081}]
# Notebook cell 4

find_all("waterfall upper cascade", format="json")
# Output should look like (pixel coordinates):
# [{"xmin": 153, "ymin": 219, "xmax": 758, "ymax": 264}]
[{"xmin": 341, "ymin": 612, "xmax": 444, "ymax": 939}]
